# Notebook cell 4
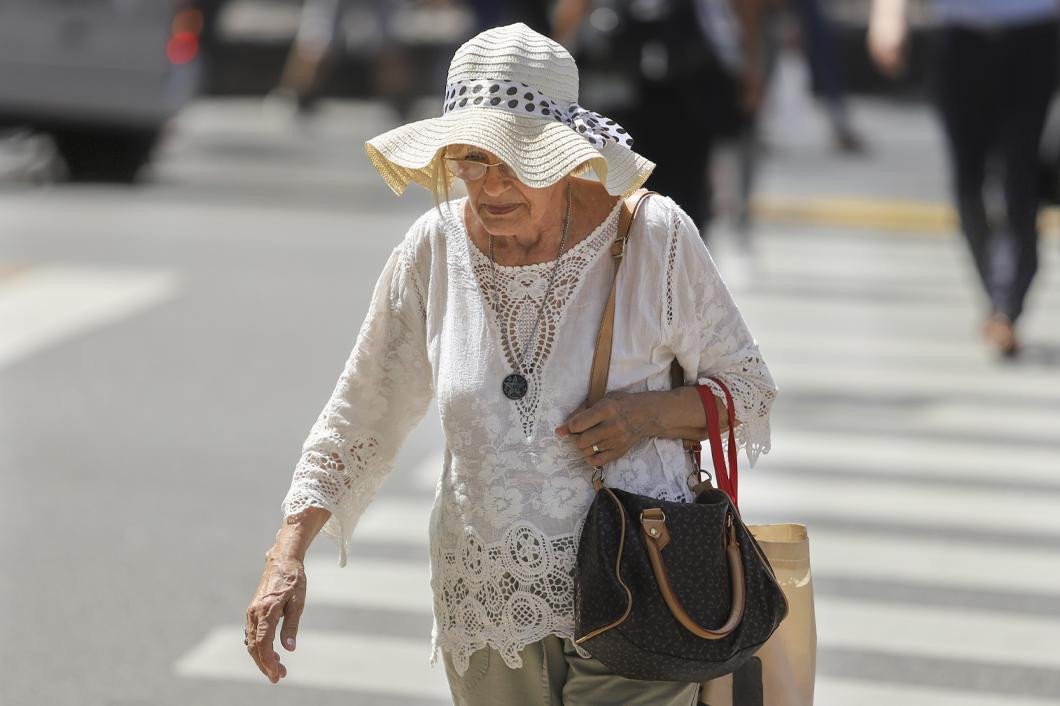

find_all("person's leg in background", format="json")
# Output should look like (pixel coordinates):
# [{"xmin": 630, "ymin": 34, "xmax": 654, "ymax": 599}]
[
  {"xmin": 795, "ymin": 0, "xmax": 865, "ymax": 153},
  {"xmin": 995, "ymin": 20, "xmax": 1059, "ymax": 333},
  {"xmin": 275, "ymin": 0, "xmax": 346, "ymax": 112},
  {"xmin": 933, "ymin": 26, "xmax": 1009, "ymax": 348}
]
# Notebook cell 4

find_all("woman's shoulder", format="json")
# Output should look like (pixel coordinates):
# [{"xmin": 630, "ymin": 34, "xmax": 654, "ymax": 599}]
[
  {"xmin": 628, "ymin": 192, "xmax": 702, "ymax": 260},
  {"xmin": 412, "ymin": 197, "xmax": 466, "ymax": 237},
  {"xmin": 400, "ymin": 198, "xmax": 467, "ymax": 261}
]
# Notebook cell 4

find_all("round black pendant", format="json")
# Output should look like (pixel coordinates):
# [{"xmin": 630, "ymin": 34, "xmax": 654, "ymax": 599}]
[{"xmin": 502, "ymin": 373, "xmax": 529, "ymax": 400}]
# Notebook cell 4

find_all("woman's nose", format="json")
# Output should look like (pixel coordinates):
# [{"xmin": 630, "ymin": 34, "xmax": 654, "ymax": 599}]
[{"xmin": 481, "ymin": 170, "xmax": 511, "ymax": 196}]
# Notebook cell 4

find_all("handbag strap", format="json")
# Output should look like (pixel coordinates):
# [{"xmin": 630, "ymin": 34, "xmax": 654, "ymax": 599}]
[
  {"xmin": 587, "ymin": 189, "xmax": 654, "ymax": 407},
  {"xmin": 587, "ymin": 190, "xmax": 701, "ymax": 481},
  {"xmin": 700, "ymin": 377, "xmax": 739, "ymax": 507}
]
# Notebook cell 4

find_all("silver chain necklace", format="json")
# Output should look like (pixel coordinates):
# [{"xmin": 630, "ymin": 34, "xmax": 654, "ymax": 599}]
[{"xmin": 488, "ymin": 181, "xmax": 572, "ymax": 401}]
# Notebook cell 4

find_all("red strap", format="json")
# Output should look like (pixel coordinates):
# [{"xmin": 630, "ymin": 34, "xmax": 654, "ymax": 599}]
[{"xmin": 695, "ymin": 379, "xmax": 739, "ymax": 508}]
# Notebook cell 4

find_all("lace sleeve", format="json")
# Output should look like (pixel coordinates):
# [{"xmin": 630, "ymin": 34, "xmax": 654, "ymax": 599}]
[
  {"xmin": 281, "ymin": 223, "xmax": 433, "ymax": 566},
  {"xmin": 663, "ymin": 200, "xmax": 777, "ymax": 466}
]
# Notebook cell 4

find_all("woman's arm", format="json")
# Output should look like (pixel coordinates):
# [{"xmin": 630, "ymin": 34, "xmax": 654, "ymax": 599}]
[
  {"xmin": 868, "ymin": 0, "xmax": 910, "ymax": 77},
  {"xmin": 269, "ymin": 505, "xmax": 332, "ymax": 562},
  {"xmin": 556, "ymin": 386, "xmax": 729, "ymax": 468},
  {"xmin": 246, "ymin": 216, "xmax": 435, "ymax": 684}
]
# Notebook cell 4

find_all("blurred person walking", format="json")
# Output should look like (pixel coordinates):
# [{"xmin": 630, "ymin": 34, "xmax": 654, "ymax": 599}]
[
  {"xmin": 244, "ymin": 22, "xmax": 776, "ymax": 703},
  {"xmin": 554, "ymin": 0, "xmax": 768, "ymax": 238},
  {"xmin": 870, "ymin": 0, "xmax": 1059, "ymax": 357},
  {"xmin": 274, "ymin": 0, "xmax": 415, "ymax": 119},
  {"xmin": 793, "ymin": 0, "xmax": 865, "ymax": 153}
]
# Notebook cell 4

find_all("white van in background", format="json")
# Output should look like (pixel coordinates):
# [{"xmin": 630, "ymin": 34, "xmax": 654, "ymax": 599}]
[{"xmin": 0, "ymin": 0, "xmax": 203, "ymax": 181}]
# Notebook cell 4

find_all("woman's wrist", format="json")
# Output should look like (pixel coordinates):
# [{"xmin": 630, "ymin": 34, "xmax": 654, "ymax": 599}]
[
  {"xmin": 626, "ymin": 388, "xmax": 707, "ymax": 441},
  {"xmin": 267, "ymin": 507, "xmax": 331, "ymax": 563}
]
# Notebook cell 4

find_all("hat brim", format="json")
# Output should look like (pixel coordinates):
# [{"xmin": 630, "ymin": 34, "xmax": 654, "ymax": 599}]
[{"xmin": 364, "ymin": 108, "xmax": 654, "ymax": 197}]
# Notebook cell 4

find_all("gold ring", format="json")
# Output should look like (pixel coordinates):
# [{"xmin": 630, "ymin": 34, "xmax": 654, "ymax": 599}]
[{"xmin": 592, "ymin": 444, "xmax": 601, "ymax": 454}]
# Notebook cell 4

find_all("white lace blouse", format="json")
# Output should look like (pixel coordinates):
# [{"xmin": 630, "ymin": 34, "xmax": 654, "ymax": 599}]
[{"xmin": 281, "ymin": 194, "xmax": 777, "ymax": 675}]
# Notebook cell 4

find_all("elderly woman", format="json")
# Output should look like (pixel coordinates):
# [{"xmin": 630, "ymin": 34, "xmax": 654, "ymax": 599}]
[{"xmin": 245, "ymin": 23, "xmax": 776, "ymax": 706}]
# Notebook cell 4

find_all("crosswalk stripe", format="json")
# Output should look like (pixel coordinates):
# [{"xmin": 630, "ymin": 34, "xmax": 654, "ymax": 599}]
[
  {"xmin": 304, "ymin": 557, "xmax": 433, "ymax": 611},
  {"xmin": 809, "ymin": 530, "xmax": 1060, "ymax": 595},
  {"xmin": 819, "ymin": 598, "xmax": 1060, "ymax": 669},
  {"xmin": 760, "ymin": 428, "xmax": 1060, "ymax": 485},
  {"xmin": 742, "ymin": 474, "xmax": 1060, "ymax": 537},
  {"xmin": 411, "ymin": 450, "xmax": 446, "ymax": 493},
  {"xmin": 815, "ymin": 676, "xmax": 1059, "ymax": 706},
  {"xmin": 173, "ymin": 626, "xmax": 450, "ymax": 698},
  {"xmin": 0, "ymin": 264, "xmax": 176, "ymax": 369},
  {"xmin": 771, "ymin": 360, "xmax": 1060, "ymax": 402}
]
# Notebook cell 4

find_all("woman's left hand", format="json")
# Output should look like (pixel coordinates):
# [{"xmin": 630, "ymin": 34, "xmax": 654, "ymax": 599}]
[{"xmin": 555, "ymin": 392, "xmax": 653, "ymax": 467}]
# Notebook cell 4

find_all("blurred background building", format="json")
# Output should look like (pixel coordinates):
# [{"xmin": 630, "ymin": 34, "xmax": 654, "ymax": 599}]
[{"xmin": 2, "ymin": 2, "xmax": 1059, "ymax": 705}]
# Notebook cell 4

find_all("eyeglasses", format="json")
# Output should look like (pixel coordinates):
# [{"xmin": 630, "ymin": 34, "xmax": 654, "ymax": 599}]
[{"xmin": 443, "ymin": 156, "xmax": 516, "ymax": 181}]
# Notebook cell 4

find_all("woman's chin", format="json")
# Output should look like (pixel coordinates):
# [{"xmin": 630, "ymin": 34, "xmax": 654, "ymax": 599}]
[{"xmin": 477, "ymin": 207, "xmax": 525, "ymax": 233}]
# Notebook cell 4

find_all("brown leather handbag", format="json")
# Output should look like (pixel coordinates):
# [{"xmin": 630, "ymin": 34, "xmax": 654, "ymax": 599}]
[{"xmin": 572, "ymin": 191, "xmax": 788, "ymax": 683}]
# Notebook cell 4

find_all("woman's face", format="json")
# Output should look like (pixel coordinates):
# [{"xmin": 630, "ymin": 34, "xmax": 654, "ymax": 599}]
[{"xmin": 446, "ymin": 145, "xmax": 568, "ymax": 239}]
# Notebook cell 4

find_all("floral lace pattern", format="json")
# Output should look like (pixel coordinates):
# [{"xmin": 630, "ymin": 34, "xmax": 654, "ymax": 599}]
[
  {"xmin": 280, "ymin": 196, "xmax": 776, "ymax": 673},
  {"xmin": 457, "ymin": 199, "xmax": 622, "ymax": 437}
]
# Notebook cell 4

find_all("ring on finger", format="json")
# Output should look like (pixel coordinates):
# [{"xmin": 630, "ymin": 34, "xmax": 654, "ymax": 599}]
[{"xmin": 592, "ymin": 443, "xmax": 601, "ymax": 454}]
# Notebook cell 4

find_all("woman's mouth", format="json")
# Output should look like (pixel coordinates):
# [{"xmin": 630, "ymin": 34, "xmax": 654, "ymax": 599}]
[{"xmin": 482, "ymin": 203, "xmax": 520, "ymax": 216}]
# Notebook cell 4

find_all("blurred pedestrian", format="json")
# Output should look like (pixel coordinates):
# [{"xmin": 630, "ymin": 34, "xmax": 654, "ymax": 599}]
[
  {"xmin": 554, "ymin": 0, "xmax": 768, "ymax": 238},
  {"xmin": 244, "ymin": 22, "xmax": 776, "ymax": 702},
  {"xmin": 273, "ymin": 0, "xmax": 414, "ymax": 119},
  {"xmin": 870, "ymin": 0, "xmax": 1059, "ymax": 357},
  {"xmin": 793, "ymin": 0, "xmax": 865, "ymax": 153}
]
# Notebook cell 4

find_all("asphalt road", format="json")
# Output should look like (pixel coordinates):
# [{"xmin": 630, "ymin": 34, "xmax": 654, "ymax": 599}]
[{"xmin": 3, "ymin": 68, "xmax": 1060, "ymax": 706}]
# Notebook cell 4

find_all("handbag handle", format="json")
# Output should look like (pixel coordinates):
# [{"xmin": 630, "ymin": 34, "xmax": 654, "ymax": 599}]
[
  {"xmin": 699, "ymin": 377, "xmax": 739, "ymax": 507},
  {"xmin": 639, "ymin": 505, "xmax": 746, "ymax": 639}
]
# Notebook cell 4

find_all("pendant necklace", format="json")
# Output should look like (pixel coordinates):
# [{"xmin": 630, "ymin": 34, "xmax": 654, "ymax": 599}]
[{"xmin": 488, "ymin": 182, "xmax": 572, "ymax": 401}]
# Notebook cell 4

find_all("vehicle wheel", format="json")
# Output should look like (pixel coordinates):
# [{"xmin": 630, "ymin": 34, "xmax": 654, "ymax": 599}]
[{"xmin": 52, "ymin": 128, "xmax": 159, "ymax": 183}]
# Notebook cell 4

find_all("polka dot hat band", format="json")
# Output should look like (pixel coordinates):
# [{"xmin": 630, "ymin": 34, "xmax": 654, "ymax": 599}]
[
  {"xmin": 442, "ymin": 78, "xmax": 633, "ymax": 151},
  {"xmin": 364, "ymin": 23, "xmax": 655, "ymax": 197}
]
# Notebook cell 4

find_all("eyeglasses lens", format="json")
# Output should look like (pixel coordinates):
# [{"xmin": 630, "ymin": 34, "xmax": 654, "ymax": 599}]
[{"xmin": 445, "ymin": 159, "xmax": 514, "ymax": 181}]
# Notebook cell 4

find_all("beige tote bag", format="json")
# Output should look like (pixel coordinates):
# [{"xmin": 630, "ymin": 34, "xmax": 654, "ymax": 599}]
[{"xmin": 699, "ymin": 523, "xmax": 816, "ymax": 706}]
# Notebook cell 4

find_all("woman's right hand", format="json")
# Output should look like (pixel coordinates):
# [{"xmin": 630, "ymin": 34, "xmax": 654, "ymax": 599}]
[{"xmin": 245, "ymin": 552, "xmax": 307, "ymax": 683}]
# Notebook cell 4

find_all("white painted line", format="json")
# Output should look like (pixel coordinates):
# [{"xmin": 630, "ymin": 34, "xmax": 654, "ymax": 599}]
[
  {"xmin": 762, "ymin": 428, "xmax": 1060, "ymax": 485},
  {"xmin": 816, "ymin": 677, "xmax": 1059, "ymax": 706},
  {"xmin": 411, "ymin": 450, "xmax": 446, "ymax": 493},
  {"xmin": 0, "ymin": 265, "xmax": 177, "ymax": 368},
  {"xmin": 742, "ymin": 473, "xmax": 1060, "ymax": 538},
  {"xmin": 304, "ymin": 557, "xmax": 433, "ymax": 611},
  {"xmin": 819, "ymin": 597, "xmax": 1060, "ymax": 669},
  {"xmin": 919, "ymin": 403, "xmax": 1060, "ymax": 440},
  {"xmin": 771, "ymin": 360, "xmax": 1060, "ymax": 403},
  {"xmin": 174, "ymin": 626, "xmax": 449, "ymax": 698},
  {"xmin": 807, "ymin": 530, "xmax": 1060, "ymax": 596},
  {"xmin": 352, "ymin": 497, "xmax": 433, "ymax": 546}
]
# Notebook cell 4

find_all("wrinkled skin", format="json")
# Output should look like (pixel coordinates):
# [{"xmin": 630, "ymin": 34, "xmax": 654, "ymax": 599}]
[{"xmin": 245, "ymin": 553, "xmax": 306, "ymax": 683}]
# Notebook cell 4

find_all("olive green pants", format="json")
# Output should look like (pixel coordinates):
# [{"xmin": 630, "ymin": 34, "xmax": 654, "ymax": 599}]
[{"xmin": 442, "ymin": 636, "xmax": 701, "ymax": 706}]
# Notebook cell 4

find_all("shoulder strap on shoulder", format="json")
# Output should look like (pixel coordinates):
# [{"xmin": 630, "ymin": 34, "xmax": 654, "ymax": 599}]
[{"xmin": 587, "ymin": 189, "xmax": 653, "ymax": 406}]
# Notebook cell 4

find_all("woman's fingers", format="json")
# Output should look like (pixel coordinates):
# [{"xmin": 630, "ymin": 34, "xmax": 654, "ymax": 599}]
[
  {"xmin": 255, "ymin": 603, "xmax": 283, "ymax": 682},
  {"xmin": 245, "ymin": 605, "xmax": 274, "ymax": 681},
  {"xmin": 280, "ymin": 590, "xmax": 304, "ymax": 652}
]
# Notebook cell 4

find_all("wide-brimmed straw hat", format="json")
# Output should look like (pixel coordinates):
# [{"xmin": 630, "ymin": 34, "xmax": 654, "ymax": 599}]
[{"xmin": 365, "ymin": 23, "xmax": 654, "ymax": 197}]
